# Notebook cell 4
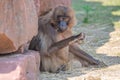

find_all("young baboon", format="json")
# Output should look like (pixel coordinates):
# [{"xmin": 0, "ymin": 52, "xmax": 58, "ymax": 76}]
[{"xmin": 29, "ymin": 6, "xmax": 99, "ymax": 73}]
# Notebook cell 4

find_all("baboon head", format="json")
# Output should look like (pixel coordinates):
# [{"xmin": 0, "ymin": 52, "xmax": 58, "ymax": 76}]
[{"xmin": 51, "ymin": 6, "xmax": 76, "ymax": 33}]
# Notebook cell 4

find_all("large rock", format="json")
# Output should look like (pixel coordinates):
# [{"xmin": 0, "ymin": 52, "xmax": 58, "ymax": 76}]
[
  {"xmin": 34, "ymin": 0, "xmax": 71, "ymax": 16},
  {"xmin": 0, "ymin": 0, "xmax": 38, "ymax": 54},
  {"xmin": 0, "ymin": 50, "xmax": 40, "ymax": 80},
  {"xmin": 34, "ymin": 0, "xmax": 41, "ymax": 16}
]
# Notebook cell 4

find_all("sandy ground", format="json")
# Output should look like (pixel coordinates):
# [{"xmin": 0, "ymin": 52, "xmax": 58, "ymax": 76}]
[{"xmin": 39, "ymin": 23, "xmax": 120, "ymax": 80}]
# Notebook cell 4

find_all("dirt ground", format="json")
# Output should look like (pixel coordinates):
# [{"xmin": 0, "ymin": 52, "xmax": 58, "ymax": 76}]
[{"xmin": 39, "ymin": 23, "xmax": 120, "ymax": 80}]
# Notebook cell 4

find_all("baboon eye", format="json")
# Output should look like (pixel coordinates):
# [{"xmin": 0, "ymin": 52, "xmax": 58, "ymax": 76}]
[
  {"xmin": 57, "ymin": 15, "xmax": 70, "ymax": 21},
  {"xmin": 57, "ymin": 15, "xmax": 63, "ymax": 20},
  {"xmin": 64, "ymin": 17, "xmax": 70, "ymax": 22}
]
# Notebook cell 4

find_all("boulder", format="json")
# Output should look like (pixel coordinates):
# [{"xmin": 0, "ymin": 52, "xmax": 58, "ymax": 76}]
[
  {"xmin": 34, "ymin": 0, "xmax": 71, "ymax": 16},
  {"xmin": 0, "ymin": 50, "xmax": 40, "ymax": 80},
  {"xmin": 0, "ymin": 0, "xmax": 38, "ymax": 54},
  {"xmin": 34, "ymin": 0, "xmax": 41, "ymax": 16}
]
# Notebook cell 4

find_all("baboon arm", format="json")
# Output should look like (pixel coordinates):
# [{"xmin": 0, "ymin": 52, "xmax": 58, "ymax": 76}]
[
  {"xmin": 48, "ymin": 33, "xmax": 83, "ymax": 54},
  {"xmin": 69, "ymin": 44, "xmax": 99, "ymax": 65}
]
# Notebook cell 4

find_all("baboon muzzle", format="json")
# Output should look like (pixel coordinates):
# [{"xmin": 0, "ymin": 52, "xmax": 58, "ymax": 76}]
[{"xmin": 58, "ymin": 21, "xmax": 67, "ymax": 32}]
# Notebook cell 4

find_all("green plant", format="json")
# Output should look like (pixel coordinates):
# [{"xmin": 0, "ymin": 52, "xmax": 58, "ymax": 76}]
[{"xmin": 82, "ymin": 5, "xmax": 92, "ymax": 23}]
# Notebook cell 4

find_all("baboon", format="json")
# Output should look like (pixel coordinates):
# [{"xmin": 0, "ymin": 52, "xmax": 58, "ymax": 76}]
[{"xmin": 29, "ymin": 6, "xmax": 99, "ymax": 73}]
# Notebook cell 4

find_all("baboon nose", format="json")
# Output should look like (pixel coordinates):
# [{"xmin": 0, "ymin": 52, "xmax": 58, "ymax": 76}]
[{"xmin": 58, "ymin": 21, "xmax": 67, "ymax": 32}]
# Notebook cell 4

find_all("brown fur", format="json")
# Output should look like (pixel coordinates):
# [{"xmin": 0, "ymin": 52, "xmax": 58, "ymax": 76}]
[
  {"xmin": 38, "ymin": 7, "xmax": 73, "ymax": 72},
  {"xmin": 29, "ymin": 6, "xmax": 99, "ymax": 73}
]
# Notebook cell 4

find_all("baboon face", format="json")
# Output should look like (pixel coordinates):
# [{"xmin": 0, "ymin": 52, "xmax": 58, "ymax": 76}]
[{"xmin": 51, "ymin": 6, "xmax": 71, "ymax": 33}]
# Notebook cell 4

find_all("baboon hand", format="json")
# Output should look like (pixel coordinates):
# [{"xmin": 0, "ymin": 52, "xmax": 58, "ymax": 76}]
[
  {"xmin": 72, "ymin": 32, "xmax": 85, "ymax": 44},
  {"xmin": 77, "ymin": 32, "xmax": 85, "ymax": 40}
]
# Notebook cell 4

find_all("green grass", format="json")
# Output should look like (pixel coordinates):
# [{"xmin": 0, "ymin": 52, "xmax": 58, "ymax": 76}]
[{"xmin": 72, "ymin": 0, "xmax": 120, "ymax": 25}]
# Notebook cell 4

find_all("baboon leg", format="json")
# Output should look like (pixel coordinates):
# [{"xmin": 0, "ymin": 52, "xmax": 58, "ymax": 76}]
[
  {"xmin": 77, "ymin": 56, "xmax": 94, "ymax": 67},
  {"xmin": 69, "ymin": 44, "xmax": 100, "ymax": 65}
]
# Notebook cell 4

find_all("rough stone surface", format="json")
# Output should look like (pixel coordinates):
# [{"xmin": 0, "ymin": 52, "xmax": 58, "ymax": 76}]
[
  {"xmin": 34, "ymin": 0, "xmax": 71, "ymax": 16},
  {"xmin": 0, "ymin": 0, "xmax": 38, "ymax": 54},
  {"xmin": 34, "ymin": 0, "xmax": 41, "ymax": 16},
  {"xmin": 0, "ymin": 50, "xmax": 40, "ymax": 80}
]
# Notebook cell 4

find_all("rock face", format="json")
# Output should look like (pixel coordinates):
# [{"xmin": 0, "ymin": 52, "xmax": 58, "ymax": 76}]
[
  {"xmin": 34, "ymin": 0, "xmax": 41, "ymax": 16},
  {"xmin": 0, "ymin": 0, "xmax": 38, "ymax": 54},
  {"xmin": 0, "ymin": 51, "xmax": 40, "ymax": 80},
  {"xmin": 34, "ymin": 0, "xmax": 71, "ymax": 16}
]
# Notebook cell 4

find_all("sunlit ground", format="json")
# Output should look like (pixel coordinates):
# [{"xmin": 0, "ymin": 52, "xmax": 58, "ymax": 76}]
[{"xmin": 67, "ymin": 64, "xmax": 120, "ymax": 80}]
